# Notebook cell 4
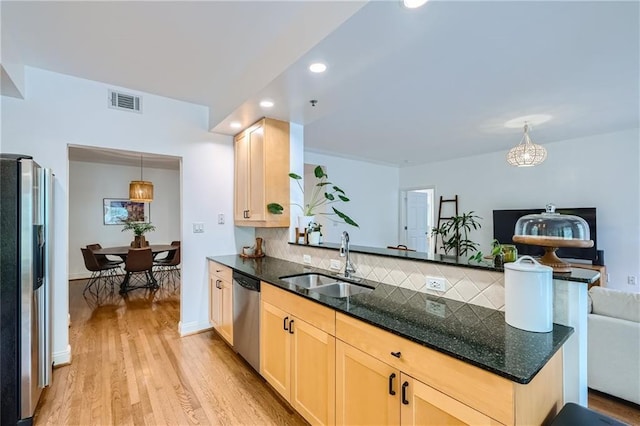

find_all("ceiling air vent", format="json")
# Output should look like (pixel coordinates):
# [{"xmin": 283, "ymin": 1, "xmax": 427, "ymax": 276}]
[{"xmin": 108, "ymin": 90, "xmax": 142, "ymax": 113}]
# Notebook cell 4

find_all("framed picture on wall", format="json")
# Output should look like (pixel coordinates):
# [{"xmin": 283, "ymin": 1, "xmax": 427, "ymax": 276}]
[{"xmin": 103, "ymin": 198, "xmax": 150, "ymax": 225}]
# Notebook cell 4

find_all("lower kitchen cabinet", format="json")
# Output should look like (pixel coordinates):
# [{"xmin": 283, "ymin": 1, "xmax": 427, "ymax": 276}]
[
  {"xmin": 261, "ymin": 283, "xmax": 336, "ymax": 426},
  {"xmin": 208, "ymin": 261, "xmax": 233, "ymax": 345}
]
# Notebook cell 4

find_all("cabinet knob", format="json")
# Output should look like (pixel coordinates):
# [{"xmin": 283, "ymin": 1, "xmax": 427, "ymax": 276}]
[
  {"xmin": 391, "ymin": 351, "xmax": 401, "ymax": 358},
  {"xmin": 402, "ymin": 381, "xmax": 409, "ymax": 405}
]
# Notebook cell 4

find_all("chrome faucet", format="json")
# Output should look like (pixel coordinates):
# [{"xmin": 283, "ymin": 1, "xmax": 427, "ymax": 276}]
[{"xmin": 340, "ymin": 231, "xmax": 356, "ymax": 278}]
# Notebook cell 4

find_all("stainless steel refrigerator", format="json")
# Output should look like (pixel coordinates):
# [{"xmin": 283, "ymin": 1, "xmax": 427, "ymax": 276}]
[{"xmin": 1, "ymin": 154, "xmax": 53, "ymax": 425}]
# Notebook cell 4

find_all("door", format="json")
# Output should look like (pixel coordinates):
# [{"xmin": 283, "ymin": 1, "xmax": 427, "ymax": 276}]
[
  {"xmin": 291, "ymin": 318, "xmax": 335, "ymax": 425},
  {"xmin": 247, "ymin": 125, "xmax": 265, "ymax": 221},
  {"xmin": 336, "ymin": 341, "xmax": 400, "ymax": 426},
  {"xmin": 406, "ymin": 190, "xmax": 430, "ymax": 252},
  {"xmin": 219, "ymin": 280, "xmax": 233, "ymax": 345},
  {"xmin": 400, "ymin": 375, "xmax": 500, "ymax": 426},
  {"xmin": 209, "ymin": 277, "xmax": 222, "ymax": 329},
  {"xmin": 234, "ymin": 132, "xmax": 249, "ymax": 221},
  {"xmin": 260, "ymin": 301, "xmax": 291, "ymax": 400}
]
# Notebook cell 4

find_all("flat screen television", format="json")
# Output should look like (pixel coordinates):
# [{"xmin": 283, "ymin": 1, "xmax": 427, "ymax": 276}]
[{"xmin": 493, "ymin": 207, "xmax": 597, "ymax": 263}]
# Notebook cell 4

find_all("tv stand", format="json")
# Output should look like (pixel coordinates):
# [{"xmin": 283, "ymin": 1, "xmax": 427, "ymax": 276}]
[{"xmin": 569, "ymin": 263, "xmax": 606, "ymax": 288}]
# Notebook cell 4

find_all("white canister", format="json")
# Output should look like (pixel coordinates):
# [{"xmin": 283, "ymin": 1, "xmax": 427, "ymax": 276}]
[{"xmin": 504, "ymin": 256, "xmax": 553, "ymax": 333}]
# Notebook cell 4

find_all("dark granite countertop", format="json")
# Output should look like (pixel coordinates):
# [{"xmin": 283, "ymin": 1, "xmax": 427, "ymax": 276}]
[
  {"xmin": 289, "ymin": 242, "xmax": 601, "ymax": 284},
  {"xmin": 208, "ymin": 255, "xmax": 574, "ymax": 384}
]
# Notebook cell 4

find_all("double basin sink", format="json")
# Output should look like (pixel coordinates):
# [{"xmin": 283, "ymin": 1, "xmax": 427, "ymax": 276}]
[{"xmin": 279, "ymin": 273, "xmax": 374, "ymax": 298}]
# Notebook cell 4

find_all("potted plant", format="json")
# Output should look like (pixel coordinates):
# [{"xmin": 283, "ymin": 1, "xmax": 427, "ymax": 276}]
[
  {"xmin": 267, "ymin": 165, "xmax": 359, "ymax": 228},
  {"xmin": 431, "ymin": 211, "xmax": 482, "ymax": 261},
  {"xmin": 121, "ymin": 219, "xmax": 156, "ymax": 248},
  {"xmin": 308, "ymin": 222, "xmax": 323, "ymax": 245},
  {"xmin": 491, "ymin": 239, "xmax": 505, "ymax": 268}
]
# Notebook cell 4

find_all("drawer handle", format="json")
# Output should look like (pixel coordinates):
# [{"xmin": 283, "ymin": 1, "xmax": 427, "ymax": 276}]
[
  {"xmin": 216, "ymin": 279, "xmax": 222, "ymax": 289},
  {"xmin": 391, "ymin": 351, "xmax": 401, "ymax": 358},
  {"xmin": 283, "ymin": 316, "xmax": 289, "ymax": 331},
  {"xmin": 289, "ymin": 319, "xmax": 294, "ymax": 334},
  {"xmin": 388, "ymin": 373, "xmax": 396, "ymax": 396},
  {"xmin": 402, "ymin": 381, "xmax": 409, "ymax": 405}
]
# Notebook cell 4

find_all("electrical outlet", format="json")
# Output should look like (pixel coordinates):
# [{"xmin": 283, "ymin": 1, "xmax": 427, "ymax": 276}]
[
  {"xmin": 628, "ymin": 275, "xmax": 637, "ymax": 286},
  {"xmin": 426, "ymin": 300, "xmax": 446, "ymax": 317},
  {"xmin": 330, "ymin": 259, "xmax": 341, "ymax": 270},
  {"xmin": 303, "ymin": 254, "xmax": 312, "ymax": 265},
  {"xmin": 218, "ymin": 214, "xmax": 225, "ymax": 224},
  {"xmin": 425, "ymin": 276, "xmax": 446, "ymax": 292}
]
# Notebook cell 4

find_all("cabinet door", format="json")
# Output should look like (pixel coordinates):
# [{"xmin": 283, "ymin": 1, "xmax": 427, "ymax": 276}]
[
  {"xmin": 260, "ymin": 301, "xmax": 291, "ymax": 400},
  {"xmin": 218, "ymin": 279, "xmax": 233, "ymax": 345},
  {"xmin": 291, "ymin": 318, "xmax": 335, "ymax": 426},
  {"xmin": 234, "ymin": 132, "xmax": 249, "ymax": 221},
  {"xmin": 209, "ymin": 276, "xmax": 222, "ymax": 329},
  {"xmin": 400, "ymin": 375, "xmax": 501, "ymax": 426},
  {"xmin": 247, "ymin": 125, "xmax": 265, "ymax": 221},
  {"xmin": 336, "ymin": 340, "xmax": 400, "ymax": 426}
]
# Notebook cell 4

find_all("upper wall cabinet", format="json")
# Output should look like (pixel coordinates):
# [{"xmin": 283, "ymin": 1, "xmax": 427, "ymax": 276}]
[{"xmin": 234, "ymin": 118, "xmax": 290, "ymax": 227}]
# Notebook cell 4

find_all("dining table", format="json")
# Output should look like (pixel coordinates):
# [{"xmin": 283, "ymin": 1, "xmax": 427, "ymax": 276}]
[{"xmin": 93, "ymin": 244, "xmax": 178, "ymax": 293}]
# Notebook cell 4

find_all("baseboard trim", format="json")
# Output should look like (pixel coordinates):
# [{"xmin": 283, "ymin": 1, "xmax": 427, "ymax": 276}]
[
  {"xmin": 179, "ymin": 320, "xmax": 213, "ymax": 337},
  {"xmin": 69, "ymin": 272, "xmax": 91, "ymax": 280},
  {"xmin": 53, "ymin": 344, "xmax": 72, "ymax": 366}
]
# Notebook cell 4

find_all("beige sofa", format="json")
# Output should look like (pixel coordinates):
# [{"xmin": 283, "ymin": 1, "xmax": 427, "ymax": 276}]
[{"xmin": 587, "ymin": 286, "xmax": 640, "ymax": 405}]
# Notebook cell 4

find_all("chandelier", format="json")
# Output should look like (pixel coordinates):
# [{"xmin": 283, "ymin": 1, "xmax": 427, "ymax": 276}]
[{"xmin": 506, "ymin": 123, "xmax": 547, "ymax": 167}]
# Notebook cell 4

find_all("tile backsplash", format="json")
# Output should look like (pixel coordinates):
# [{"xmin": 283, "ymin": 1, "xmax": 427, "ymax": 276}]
[{"xmin": 256, "ymin": 228, "xmax": 506, "ymax": 310}]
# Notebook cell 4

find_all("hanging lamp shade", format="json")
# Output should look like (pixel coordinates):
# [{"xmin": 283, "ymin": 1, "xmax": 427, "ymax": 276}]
[
  {"xmin": 129, "ymin": 155, "xmax": 154, "ymax": 202},
  {"xmin": 506, "ymin": 123, "xmax": 547, "ymax": 167}
]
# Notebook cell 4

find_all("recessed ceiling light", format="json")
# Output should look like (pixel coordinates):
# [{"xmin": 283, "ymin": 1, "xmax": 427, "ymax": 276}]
[
  {"xmin": 230, "ymin": 121, "xmax": 241, "ymax": 129},
  {"xmin": 309, "ymin": 63, "xmax": 327, "ymax": 73},
  {"xmin": 504, "ymin": 114, "xmax": 552, "ymax": 129},
  {"xmin": 403, "ymin": 0, "xmax": 428, "ymax": 9},
  {"xmin": 260, "ymin": 100, "xmax": 274, "ymax": 108}
]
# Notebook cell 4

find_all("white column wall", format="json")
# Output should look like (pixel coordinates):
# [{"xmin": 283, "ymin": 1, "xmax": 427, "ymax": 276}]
[{"xmin": 1, "ymin": 67, "xmax": 253, "ymax": 363}]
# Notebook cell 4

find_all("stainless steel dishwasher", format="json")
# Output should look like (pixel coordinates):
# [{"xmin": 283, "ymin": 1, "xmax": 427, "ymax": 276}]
[{"xmin": 232, "ymin": 271, "xmax": 261, "ymax": 372}]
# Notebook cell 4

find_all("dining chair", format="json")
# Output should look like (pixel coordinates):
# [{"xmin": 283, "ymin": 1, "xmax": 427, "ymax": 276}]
[
  {"xmin": 153, "ymin": 241, "xmax": 181, "ymax": 289},
  {"xmin": 86, "ymin": 243, "xmax": 124, "ymax": 268},
  {"xmin": 120, "ymin": 248, "xmax": 158, "ymax": 294},
  {"xmin": 80, "ymin": 248, "xmax": 120, "ymax": 296}
]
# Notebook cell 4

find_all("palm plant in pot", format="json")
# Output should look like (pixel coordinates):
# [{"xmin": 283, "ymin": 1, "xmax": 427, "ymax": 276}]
[
  {"xmin": 431, "ymin": 211, "xmax": 482, "ymax": 262},
  {"xmin": 267, "ymin": 165, "xmax": 359, "ymax": 229},
  {"xmin": 121, "ymin": 219, "xmax": 156, "ymax": 248}
]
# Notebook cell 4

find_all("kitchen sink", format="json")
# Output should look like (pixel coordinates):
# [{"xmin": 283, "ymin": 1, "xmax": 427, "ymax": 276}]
[
  {"xmin": 279, "ymin": 273, "xmax": 340, "ymax": 289},
  {"xmin": 309, "ymin": 282, "xmax": 374, "ymax": 298}
]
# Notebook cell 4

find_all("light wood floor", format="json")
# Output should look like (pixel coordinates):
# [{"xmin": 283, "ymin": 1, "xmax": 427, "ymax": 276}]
[
  {"xmin": 35, "ymin": 278, "xmax": 639, "ymax": 425},
  {"xmin": 34, "ymin": 278, "xmax": 306, "ymax": 425}
]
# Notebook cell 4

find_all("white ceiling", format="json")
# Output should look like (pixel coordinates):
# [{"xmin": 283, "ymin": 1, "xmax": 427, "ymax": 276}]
[{"xmin": 3, "ymin": 1, "xmax": 639, "ymax": 167}]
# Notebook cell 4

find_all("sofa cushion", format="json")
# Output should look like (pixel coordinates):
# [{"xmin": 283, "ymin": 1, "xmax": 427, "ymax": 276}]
[{"xmin": 589, "ymin": 287, "xmax": 640, "ymax": 323}]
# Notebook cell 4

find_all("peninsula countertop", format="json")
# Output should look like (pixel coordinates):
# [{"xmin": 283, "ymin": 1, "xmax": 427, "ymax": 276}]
[{"xmin": 208, "ymin": 255, "xmax": 574, "ymax": 384}]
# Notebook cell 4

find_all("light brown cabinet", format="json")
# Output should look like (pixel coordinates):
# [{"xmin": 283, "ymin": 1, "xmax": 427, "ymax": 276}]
[
  {"xmin": 208, "ymin": 261, "xmax": 233, "ymax": 345},
  {"xmin": 335, "ymin": 312, "xmax": 564, "ymax": 426},
  {"xmin": 234, "ymin": 118, "xmax": 290, "ymax": 227},
  {"xmin": 260, "ymin": 283, "xmax": 335, "ymax": 425}
]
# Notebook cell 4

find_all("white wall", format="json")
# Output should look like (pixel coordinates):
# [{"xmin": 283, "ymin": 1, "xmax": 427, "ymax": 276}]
[
  {"xmin": 304, "ymin": 151, "xmax": 400, "ymax": 247},
  {"xmin": 1, "ymin": 67, "xmax": 253, "ymax": 364},
  {"xmin": 68, "ymin": 160, "xmax": 180, "ymax": 279},
  {"xmin": 400, "ymin": 128, "xmax": 640, "ymax": 292}
]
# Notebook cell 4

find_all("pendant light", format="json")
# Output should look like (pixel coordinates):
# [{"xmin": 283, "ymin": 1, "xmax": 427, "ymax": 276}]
[
  {"xmin": 129, "ymin": 155, "xmax": 154, "ymax": 202},
  {"xmin": 506, "ymin": 123, "xmax": 547, "ymax": 167}
]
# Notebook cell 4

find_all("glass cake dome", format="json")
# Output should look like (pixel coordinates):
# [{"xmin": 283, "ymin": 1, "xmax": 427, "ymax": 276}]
[
  {"xmin": 514, "ymin": 204, "xmax": 590, "ymax": 241},
  {"xmin": 512, "ymin": 204, "xmax": 593, "ymax": 272}
]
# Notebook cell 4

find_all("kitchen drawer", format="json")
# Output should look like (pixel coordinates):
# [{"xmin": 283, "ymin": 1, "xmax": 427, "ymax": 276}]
[
  {"xmin": 262, "ymin": 283, "xmax": 335, "ymax": 335},
  {"xmin": 336, "ymin": 312, "xmax": 514, "ymax": 425},
  {"xmin": 208, "ymin": 260, "xmax": 232, "ymax": 283}
]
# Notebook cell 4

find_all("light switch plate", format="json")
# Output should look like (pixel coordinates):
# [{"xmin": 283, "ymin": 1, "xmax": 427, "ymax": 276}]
[
  {"xmin": 193, "ymin": 222, "xmax": 205, "ymax": 233},
  {"xmin": 303, "ymin": 254, "xmax": 312, "ymax": 265},
  {"xmin": 330, "ymin": 259, "xmax": 341, "ymax": 270}
]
